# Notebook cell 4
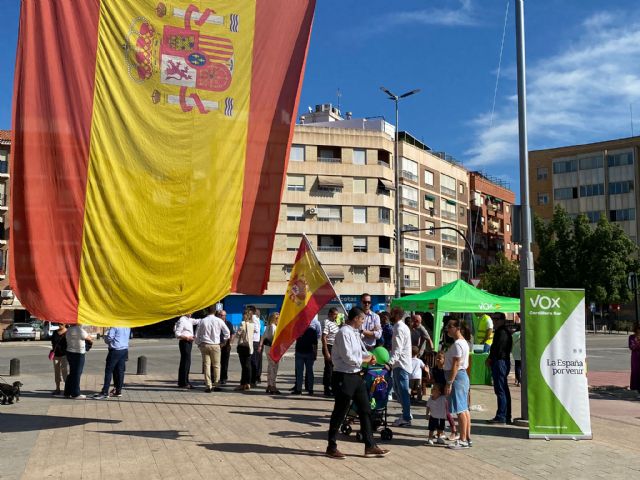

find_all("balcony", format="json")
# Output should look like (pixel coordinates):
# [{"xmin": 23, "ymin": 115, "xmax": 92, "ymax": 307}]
[
  {"xmin": 379, "ymin": 247, "xmax": 391, "ymax": 254},
  {"xmin": 318, "ymin": 156, "xmax": 342, "ymax": 163},
  {"xmin": 317, "ymin": 217, "xmax": 342, "ymax": 222},
  {"xmin": 443, "ymin": 258, "xmax": 457, "ymax": 267},
  {"xmin": 441, "ymin": 186, "xmax": 456, "ymax": 197},
  {"xmin": 401, "ymin": 198, "xmax": 418, "ymax": 209},
  {"xmin": 404, "ymin": 279, "xmax": 420, "ymax": 288},
  {"xmin": 318, "ymin": 245, "xmax": 342, "ymax": 252},
  {"xmin": 401, "ymin": 171, "xmax": 418, "ymax": 182},
  {"xmin": 441, "ymin": 211, "xmax": 457, "ymax": 221},
  {"xmin": 403, "ymin": 251, "xmax": 420, "ymax": 261},
  {"xmin": 442, "ymin": 233, "xmax": 457, "ymax": 244}
]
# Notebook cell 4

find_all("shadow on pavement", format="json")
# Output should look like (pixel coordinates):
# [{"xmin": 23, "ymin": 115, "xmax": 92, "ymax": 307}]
[
  {"xmin": 228, "ymin": 409, "xmax": 326, "ymax": 427},
  {"xmin": 95, "ymin": 429, "xmax": 194, "ymax": 441},
  {"xmin": 0, "ymin": 413, "xmax": 120, "ymax": 433},
  {"xmin": 199, "ymin": 442, "xmax": 324, "ymax": 456},
  {"xmin": 589, "ymin": 389, "xmax": 640, "ymax": 402}
]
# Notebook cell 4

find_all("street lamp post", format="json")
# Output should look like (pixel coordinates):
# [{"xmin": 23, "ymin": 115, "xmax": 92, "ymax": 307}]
[{"xmin": 380, "ymin": 86, "xmax": 421, "ymax": 298}]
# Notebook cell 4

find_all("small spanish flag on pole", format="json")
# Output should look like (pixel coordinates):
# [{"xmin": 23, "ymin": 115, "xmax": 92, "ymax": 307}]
[{"xmin": 269, "ymin": 235, "xmax": 338, "ymax": 363}]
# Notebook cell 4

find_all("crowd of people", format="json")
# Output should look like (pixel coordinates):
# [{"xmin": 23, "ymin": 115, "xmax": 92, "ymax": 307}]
[{"xmin": 44, "ymin": 293, "xmax": 540, "ymax": 457}]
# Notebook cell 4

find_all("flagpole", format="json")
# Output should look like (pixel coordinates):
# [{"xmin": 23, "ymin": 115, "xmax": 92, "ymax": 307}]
[{"xmin": 301, "ymin": 233, "xmax": 349, "ymax": 315}]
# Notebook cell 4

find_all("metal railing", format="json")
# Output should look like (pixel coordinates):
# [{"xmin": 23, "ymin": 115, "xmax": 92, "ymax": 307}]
[
  {"xmin": 403, "ymin": 251, "xmax": 420, "ymax": 261},
  {"xmin": 441, "ymin": 186, "xmax": 456, "ymax": 197},
  {"xmin": 401, "ymin": 198, "xmax": 418, "ymax": 208},
  {"xmin": 318, "ymin": 246, "xmax": 342, "ymax": 252},
  {"xmin": 379, "ymin": 247, "xmax": 391, "ymax": 254},
  {"xmin": 404, "ymin": 279, "xmax": 420, "ymax": 288},
  {"xmin": 441, "ymin": 211, "xmax": 457, "ymax": 221},
  {"xmin": 318, "ymin": 157, "xmax": 342, "ymax": 163},
  {"xmin": 401, "ymin": 171, "xmax": 418, "ymax": 182}
]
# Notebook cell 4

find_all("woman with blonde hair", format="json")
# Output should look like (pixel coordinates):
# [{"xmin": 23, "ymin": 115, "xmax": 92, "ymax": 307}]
[
  {"xmin": 259, "ymin": 312, "xmax": 281, "ymax": 394},
  {"xmin": 235, "ymin": 308, "xmax": 255, "ymax": 391}
]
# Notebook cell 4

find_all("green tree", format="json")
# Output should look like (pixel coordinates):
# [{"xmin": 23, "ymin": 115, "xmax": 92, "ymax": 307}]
[
  {"xmin": 480, "ymin": 252, "xmax": 520, "ymax": 297},
  {"xmin": 533, "ymin": 205, "xmax": 639, "ymax": 307}
]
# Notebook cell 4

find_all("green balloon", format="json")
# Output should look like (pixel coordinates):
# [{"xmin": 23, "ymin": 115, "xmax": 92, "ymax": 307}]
[{"xmin": 372, "ymin": 346, "xmax": 390, "ymax": 365}]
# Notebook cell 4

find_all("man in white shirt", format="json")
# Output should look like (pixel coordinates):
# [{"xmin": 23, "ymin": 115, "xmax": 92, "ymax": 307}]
[
  {"xmin": 175, "ymin": 312, "xmax": 200, "ymax": 389},
  {"xmin": 195, "ymin": 307, "xmax": 230, "ymax": 392},
  {"xmin": 326, "ymin": 307, "xmax": 390, "ymax": 460},
  {"xmin": 360, "ymin": 293, "xmax": 381, "ymax": 350},
  {"xmin": 322, "ymin": 308, "xmax": 340, "ymax": 397},
  {"xmin": 249, "ymin": 306, "xmax": 263, "ymax": 387},
  {"xmin": 388, "ymin": 306, "xmax": 413, "ymax": 426}
]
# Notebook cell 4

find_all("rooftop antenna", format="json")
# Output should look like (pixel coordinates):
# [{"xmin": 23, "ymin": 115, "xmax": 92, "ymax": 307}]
[{"xmin": 336, "ymin": 88, "xmax": 342, "ymax": 112}]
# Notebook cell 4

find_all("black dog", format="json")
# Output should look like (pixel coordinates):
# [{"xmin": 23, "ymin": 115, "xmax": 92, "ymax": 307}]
[{"xmin": 0, "ymin": 381, "xmax": 23, "ymax": 404}]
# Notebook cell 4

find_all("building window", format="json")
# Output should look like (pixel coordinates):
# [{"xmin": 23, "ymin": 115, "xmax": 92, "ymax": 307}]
[
  {"xmin": 353, "ymin": 148, "xmax": 366, "ymax": 165},
  {"xmin": 426, "ymin": 221, "xmax": 435, "ymax": 236},
  {"xmin": 554, "ymin": 187, "xmax": 578, "ymax": 200},
  {"xmin": 353, "ymin": 207, "xmax": 367, "ymax": 224},
  {"xmin": 287, "ymin": 205, "xmax": 305, "ymax": 221},
  {"xmin": 352, "ymin": 266, "xmax": 368, "ymax": 283},
  {"xmin": 579, "ymin": 183, "xmax": 605, "ymax": 197},
  {"xmin": 579, "ymin": 155, "xmax": 603, "ymax": 170},
  {"xmin": 401, "ymin": 157, "xmax": 418, "ymax": 182},
  {"xmin": 507, "ymin": 243, "xmax": 511, "ymax": 250},
  {"xmin": 609, "ymin": 180, "xmax": 634, "ymax": 195},
  {"xmin": 505, "ymin": 205, "xmax": 510, "ymax": 213},
  {"xmin": 287, "ymin": 235, "xmax": 301, "ymax": 251},
  {"xmin": 440, "ymin": 174, "xmax": 456, "ymax": 197},
  {"xmin": 459, "ymin": 183, "xmax": 465, "ymax": 194},
  {"xmin": 442, "ymin": 270, "xmax": 458, "ymax": 284},
  {"xmin": 442, "ymin": 246, "xmax": 457, "ymax": 267},
  {"xmin": 353, "ymin": 236, "xmax": 367, "ymax": 253},
  {"xmin": 441, "ymin": 198, "xmax": 457, "ymax": 221},
  {"xmin": 318, "ymin": 147, "xmax": 341, "ymax": 163},
  {"xmin": 506, "ymin": 224, "xmax": 511, "ymax": 232},
  {"xmin": 290, "ymin": 145, "xmax": 305, "ymax": 162},
  {"xmin": 317, "ymin": 206, "xmax": 342, "ymax": 222},
  {"xmin": 401, "ymin": 185, "xmax": 419, "ymax": 208},
  {"xmin": 379, "ymin": 207, "xmax": 391, "ymax": 224},
  {"xmin": 284, "ymin": 265, "xmax": 293, "ymax": 280},
  {"xmin": 553, "ymin": 159, "xmax": 578, "ymax": 174},
  {"xmin": 537, "ymin": 193, "xmax": 549, "ymax": 205},
  {"xmin": 459, "ymin": 206, "xmax": 465, "ymax": 217},
  {"xmin": 441, "ymin": 222, "xmax": 457, "ymax": 243},
  {"xmin": 536, "ymin": 167, "xmax": 548, "ymax": 180},
  {"xmin": 379, "ymin": 266, "xmax": 391, "ymax": 282},
  {"xmin": 402, "ymin": 212, "xmax": 419, "ymax": 232},
  {"xmin": 426, "ymin": 271, "xmax": 436, "ymax": 287},
  {"xmin": 353, "ymin": 178, "xmax": 367, "ymax": 194},
  {"xmin": 424, "ymin": 195, "xmax": 435, "ymax": 214},
  {"xmin": 403, "ymin": 238, "xmax": 419, "ymax": 261},
  {"xmin": 379, "ymin": 236, "xmax": 391, "ymax": 253},
  {"xmin": 286, "ymin": 174, "xmax": 305, "ymax": 191},
  {"xmin": 378, "ymin": 150, "xmax": 391, "ymax": 168},
  {"xmin": 607, "ymin": 151, "xmax": 634, "ymax": 167},
  {"xmin": 424, "ymin": 170, "xmax": 434, "ymax": 186},
  {"xmin": 403, "ymin": 266, "xmax": 420, "ymax": 288},
  {"xmin": 425, "ymin": 245, "xmax": 436, "ymax": 261},
  {"xmin": 609, "ymin": 208, "xmax": 636, "ymax": 222},
  {"xmin": 586, "ymin": 211, "xmax": 601, "ymax": 223},
  {"xmin": 318, "ymin": 235, "xmax": 342, "ymax": 252}
]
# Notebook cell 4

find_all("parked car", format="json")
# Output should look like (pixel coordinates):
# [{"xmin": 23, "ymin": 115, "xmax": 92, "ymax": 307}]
[
  {"xmin": 2, "ymin": 323, "xmax": 37, "ymax": 341},
  {"xmin": 42, "ymin": 321, "xmax": 60, "ymax": 340}
]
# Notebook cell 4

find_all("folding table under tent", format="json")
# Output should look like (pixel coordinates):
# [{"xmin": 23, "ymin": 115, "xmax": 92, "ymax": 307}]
[{"xmin": 390, "ymin": 279, "xmax": 520, "ymax": 349}]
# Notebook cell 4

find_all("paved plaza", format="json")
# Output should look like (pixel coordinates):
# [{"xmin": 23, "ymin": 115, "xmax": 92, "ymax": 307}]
[{"xmin": 0, "ymin": 337, "xmax": 639, "ymax": 480}]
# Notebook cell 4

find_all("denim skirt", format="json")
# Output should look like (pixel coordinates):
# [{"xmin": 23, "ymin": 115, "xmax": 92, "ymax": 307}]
[{"xmin": 447, "ymin": 369, "xmax": 470, "ymax": 414}]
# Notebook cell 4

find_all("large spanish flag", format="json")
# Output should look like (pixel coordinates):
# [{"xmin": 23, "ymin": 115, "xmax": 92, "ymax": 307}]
[
  {"xmin": 269, "ymin": 236, "xmax": 337, "ymax": 362},
  {"xmin": 9, "ymin": 0, "xmax": 316, "ymax": 326}
]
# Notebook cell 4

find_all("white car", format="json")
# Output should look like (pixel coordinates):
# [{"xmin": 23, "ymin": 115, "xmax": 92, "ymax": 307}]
[{"xmin": 3, "ymin": 323, "xmax": 37, "ymax": 341}]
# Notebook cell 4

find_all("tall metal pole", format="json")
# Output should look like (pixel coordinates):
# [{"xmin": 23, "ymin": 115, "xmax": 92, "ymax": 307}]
[
  {"xmin": 516, "ymin": 0, "xmax": 535, "ymax": 423},
  {"xmin": 394, "ymin": 99, "xmax": 402, "ymax": 298}
]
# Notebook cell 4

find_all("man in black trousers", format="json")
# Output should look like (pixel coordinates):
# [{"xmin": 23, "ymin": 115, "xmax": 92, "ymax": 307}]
[
  {"xmin": 486, "ymin": 312, "xmax": 512, "ymax": 424},
  {"xmin": 217, "ymin": 309, "xmax": 235, "ymax": 384}
]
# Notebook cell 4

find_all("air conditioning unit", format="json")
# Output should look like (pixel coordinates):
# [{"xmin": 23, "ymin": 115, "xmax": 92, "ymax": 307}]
[{"xmin": 306, "ymin": 207, "xmax": 317, "ymax": 215}]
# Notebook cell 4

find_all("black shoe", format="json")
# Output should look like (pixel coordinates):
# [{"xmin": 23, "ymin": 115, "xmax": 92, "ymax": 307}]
[
  {"xmin": 487, "ymin": 417, "xmax": 506, "ymax": 425},
  {"xmin": 289, "ymin": 386, "xmax": 297, "ymax": 392},
  {"xmin": 250, "ymin": 383, "xmax": 257, "ymax": 388},
  {"xmin": 219, "ymin": 380, "xmax": 227, "ymax": 385},
  {"xmin": 204, "ymin": 387, "xmax": 212, "ymax": 393},
  {"xmin": 307, "ymin": 391, "xmax": 314, "ymax": 396},
  {"xmin": 213, "ymin": 387, "xmax": 222, "ymax": 392},
  {"xmin": 291, "ymin": 390, "xmax": 302, "ymax": 395}
]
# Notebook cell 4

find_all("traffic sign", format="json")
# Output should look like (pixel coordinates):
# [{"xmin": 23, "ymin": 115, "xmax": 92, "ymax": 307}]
[{"xmin": 471, "ymin": 278, "xmax": 481, "ymax": 287}]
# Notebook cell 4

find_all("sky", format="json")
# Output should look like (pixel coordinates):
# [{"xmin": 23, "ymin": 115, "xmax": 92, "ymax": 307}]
[{"xmin": 2, "ymin": 0, "xmax": 640, "ymax": 200}]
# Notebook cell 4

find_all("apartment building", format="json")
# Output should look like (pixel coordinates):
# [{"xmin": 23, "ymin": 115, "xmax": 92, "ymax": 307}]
[
  {"xmin": 468, "ymin": 171, "xmax": 517, "ymax": 276},
  {"xmin": 222, "ymin": 105, "xmax": 398, "ymax": 322},
  {"xmin": 397, "ymin": 132, "xmax": 470, "ymax": 294},
  {"xmin": 529, "ymin": 136, "xmax": 640, "ymax": 243},
  {"xmin": 0, "ymin": 130, "xmax": 27, "ymax": 324}
]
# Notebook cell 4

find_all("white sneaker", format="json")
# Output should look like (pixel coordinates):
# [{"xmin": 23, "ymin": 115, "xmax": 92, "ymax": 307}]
[
  {"xmin": 425, "ymin": 438, "xmax": 435, "ymax": 446},
  {"xmin": 447, "ymin": 440, "xmax": 469, "ymax": 450},
  {"xmin": 392, "ymin": 418, "xmax": 411, "ymax": 427},
  {"xmin": 72, "ymin": 394, "xmax": 87, "ymax": 400},
  {"xmin": 436, "ymin": 437, "xmax": 447, "ymax": 445}
]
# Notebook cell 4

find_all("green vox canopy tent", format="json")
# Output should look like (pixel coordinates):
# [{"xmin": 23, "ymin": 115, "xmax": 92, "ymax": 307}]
[{"xmin": 391, "ymin": 279, "xmax": 520, "ymax": 346}]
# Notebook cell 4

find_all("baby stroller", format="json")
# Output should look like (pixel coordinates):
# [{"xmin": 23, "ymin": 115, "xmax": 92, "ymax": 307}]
[{"xmin": 339, "ymin": 365, "xmax": 393, "ymax": 441}]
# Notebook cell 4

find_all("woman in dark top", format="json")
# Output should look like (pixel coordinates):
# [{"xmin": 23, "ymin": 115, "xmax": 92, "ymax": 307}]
[{"xmin": 51, "ymin": 324, "xmax": 68, "ymax": 395}]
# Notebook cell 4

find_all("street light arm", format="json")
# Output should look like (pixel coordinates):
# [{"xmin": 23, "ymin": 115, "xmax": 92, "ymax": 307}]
[
  {"xmin": 380, "ymin": 86, "xmax": 397, "ymax": 99},
  {"xmin": 399, "ymin": 88, "xmax": 422, "ymax": 99}
]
